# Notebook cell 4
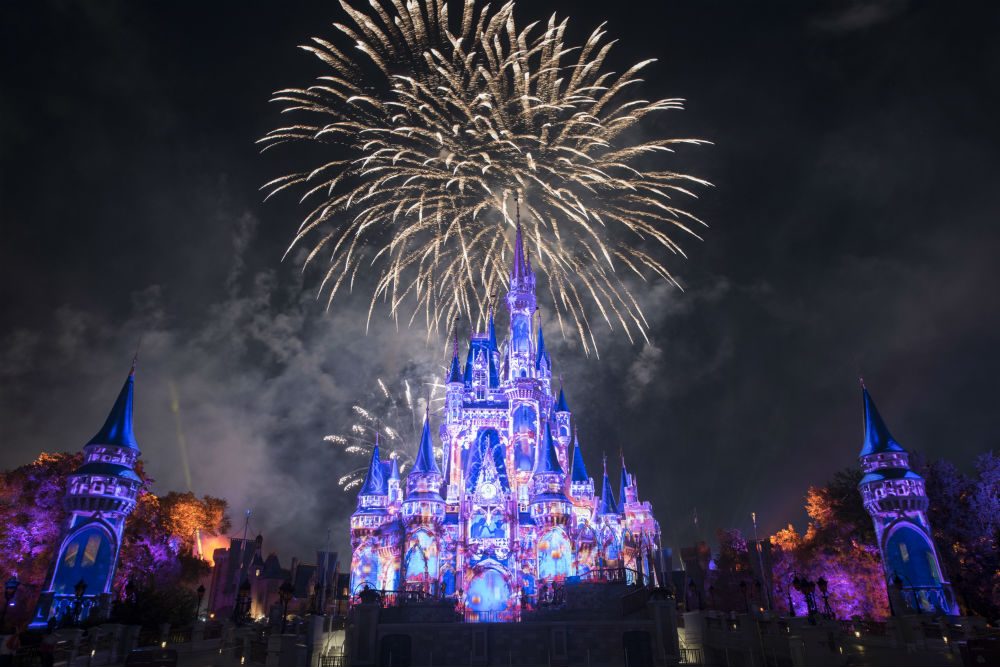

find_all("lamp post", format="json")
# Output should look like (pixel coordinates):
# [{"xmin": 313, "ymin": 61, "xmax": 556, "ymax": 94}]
[
  {"xmin": 278, "ymin": 581, "xmax": 295, "ymax": 634},
  {"xmin": 739, "ymin": 580, "xmax": 749, "ymax": 613},
  {"xmin": 2, "ymin": 576, "xmax": 20, "ymax": 632},
  {"xmin": 196, "ymin": 585, "xmax": 206, "ymax": 620},
  {"xmin": 74, "ymin": 579, "xmax": 88, "ymax": 626},
  {"xmin": 816, "ymin": 577, "xmax": 834, "ymax": 619}
]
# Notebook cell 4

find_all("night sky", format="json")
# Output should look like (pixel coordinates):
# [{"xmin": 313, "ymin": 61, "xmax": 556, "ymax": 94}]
[{"xmin": 2, "ymin": 1, "xmax": 999, "ymax": 560}]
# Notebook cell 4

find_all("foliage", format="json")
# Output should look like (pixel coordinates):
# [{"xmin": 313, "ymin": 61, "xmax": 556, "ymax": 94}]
[
  {"xmin": 769, "ymin": 468, "xmax": 890, "ymax": 620},
  {"xmin": 919, "ymin": 452, "xmax": 1000, "ymax": 619}
]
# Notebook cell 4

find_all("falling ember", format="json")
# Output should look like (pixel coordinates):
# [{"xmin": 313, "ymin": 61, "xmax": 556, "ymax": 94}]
[{"xmin": 261, "ymin": 0, "xmax": 711, "ymax": 353}]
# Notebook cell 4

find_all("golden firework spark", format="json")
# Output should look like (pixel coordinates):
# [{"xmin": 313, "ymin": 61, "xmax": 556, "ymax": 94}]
[
  {"xmin": 325, "ymin": 375, "xmax": 444, "ymax": 491},
  {"xmin": 262, "ymin": 0, "xmax": 710, "ymax": 353}
]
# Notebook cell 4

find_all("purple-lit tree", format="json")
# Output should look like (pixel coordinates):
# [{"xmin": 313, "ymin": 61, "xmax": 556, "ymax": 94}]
[{"xmin": 769, "ymin": 469, "xmax": 889, "ymax": 620}]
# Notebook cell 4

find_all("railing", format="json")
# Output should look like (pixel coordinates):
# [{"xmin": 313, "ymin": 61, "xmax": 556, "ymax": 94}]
[
  {"xmin": 351, "ymin": 588, "xmax": 436, "ymax": 608},
  {"xmin": 463, "ymin": 609, "xmax": 520, "ymax": 623},
  {"xmin": 679, "ymin": 647, "xmax": 704, "ymax": 665},
  {"xmin": 319, "ymin": 656, "xmax": 344, "ymax": 667}
]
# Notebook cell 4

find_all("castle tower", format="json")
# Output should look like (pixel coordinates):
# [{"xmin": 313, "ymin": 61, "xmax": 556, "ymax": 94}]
[
  {"xmin": 857, "ymin": 383, "xmax": 959, "ymax": 615},
  {"xmin": 401, "ymin": 417, "xmax": 445, "ymax": 593},
  {"xmin": 349, "ymin": 439, "xmax": 396, "ymax": 593},
  {"xmin": 33, "ymin": 365, "xmax": 143, "ymax": 625},
  {"xmin": 531, "ymin": 424, "xmax": 573, "ymax": 583},
  {"xmin": 506, "ymin": 220, "xmax": 536, "ymax": 382},
  {"xmin": 596, "ymin": 457, "xmax": 623, "ymax": 572}
]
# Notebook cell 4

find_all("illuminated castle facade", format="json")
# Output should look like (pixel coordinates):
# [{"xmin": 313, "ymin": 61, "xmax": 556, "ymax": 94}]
[
  {"xmin": 349, "ymin": 225, "xmax": 663, "ymax": 619},
  {"xmin": 857, "ymin": 384, "xmax": 959, "ymax": 615},
  {"xmin": 33, "ymin": 366, "xmax": 142, "ymax": 625}
]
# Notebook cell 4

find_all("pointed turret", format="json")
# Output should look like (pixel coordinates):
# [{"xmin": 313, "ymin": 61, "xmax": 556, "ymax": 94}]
[
  {"xmin": 487, "ymin": 302, "xmax": 498, "ymax": 352},
  {"xmin": 447, "ymin": 329, "xmax": 463, "ymax": 384},
  {"xmin": 859, "ymin": 384, "xmax": 905, "ymax": 457},
  {"xmin": 570, "ymin": 435, "xmax": 589, "ymax": 483},
  {"xmin": 619, "ymin": 454, "xmax": 630, "ymax": 509},
  {"xmin": 87, "ymin": 371, "xmax": 139, "ymax": 450},
  {"xmin": 534, "ymin": 423, "xmax": 563, "ymax": 475},
  {"xmin": 412, "ymin": 416, "xmax": 441, "ymax": 475},
  {"xmin": 555, "ymin": 386, "xmax": 569, "ymax": 413},
  {"xmin": 358, "ymin": 439, "xmax": 387, "ymax": 498},
  {"xmin": 536, "ymin": 321, "xmax": 550, "ymax": 371},
  {"xmin": 598, "ymin": 456, "xmax": 619, "ymax": 515}
]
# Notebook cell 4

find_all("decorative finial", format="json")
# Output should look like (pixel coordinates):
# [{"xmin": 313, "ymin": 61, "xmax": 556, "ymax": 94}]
[
  {"xmin": 515, "ymin": 189, "xmax": 521, "ymax": 228},
  {"xmin": 130, "ymin": 336, "xmax": 143, "ymax": 376},
  {"xmin": 452, "ymin": 317, "xmax": 460, "ymax": 358},
  {"xmin": 859, "ymin": 375, "xmax": 866, "ymax": 389}
]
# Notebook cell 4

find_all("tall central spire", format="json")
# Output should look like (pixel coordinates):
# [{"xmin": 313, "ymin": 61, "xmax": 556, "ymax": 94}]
[{"xmin": 509, "ymin": 193, "xmax": 535, "ymax": 292}]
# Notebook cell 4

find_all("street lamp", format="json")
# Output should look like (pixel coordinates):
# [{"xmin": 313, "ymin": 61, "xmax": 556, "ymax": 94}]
[
  {"xmin": 196, "ymin": 585, "xmax": 206, "ymax": 620},
  {"xmin": 1, "ymin": 577, "xmax": 20, "ymax": 632},
  {"xmin": 278, "ymin": 581, "xmax": 295, "ymax": 634},
  {"xmin": 739, "ymin": 580, "xmax": 749, "ymax": 613},
  {"xmin": 816, "ymin": 577, "xmax": 834, "ymax": 619},
  {"xmin": 74, "ymin": 578, "xmax": 88, "ymax": 625}
]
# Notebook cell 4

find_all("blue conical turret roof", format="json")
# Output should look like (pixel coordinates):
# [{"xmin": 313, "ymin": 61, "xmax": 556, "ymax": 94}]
[
  {"xmin": 389, "ymin": 456, "xmax": 400, "ymax": 481},
  {"xmin": 533, "ymin": 423, "xmax": 563, "ymax": 475},
  {"xmin": 619, "ymin": 455, "xmax": 630, "ymax": 509},
  {"xmin": 358, "ymin": 439, "xmax": 387, "ymax": 497},
  {"xmin": 570, "ymin": 434, "xmax": 589, "ymax": 483},
  {"xmin": 598, "ymin": 460, "xmax": 619, "ymax": 515},
  {"xmin": 555, "ymin": 386, "xmax": 569, "ymax": 413},
  {"xmin": 536, "ymin": 322, "xmax": 550, "ymax": 370},
  {"xmin": 411, "ymin": 416, "xmax": 441, "ymax": 475},
  {"xmin": 487, "ymin": 305, "xmax": 498, "ymax": 352},
  {"xmin": 87, "ymin": 370, "xmax": 139, "ymax": 450},
  {"xmin": 447, "ymin": 354, "xmax": 463, "ymax": 383},
  {"xmin": 859, "ymin": 385, "xmax": 905, "ymax": 457}
]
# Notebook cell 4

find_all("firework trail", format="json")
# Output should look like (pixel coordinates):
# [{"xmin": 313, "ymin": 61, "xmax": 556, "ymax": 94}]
[
  {"xmin": 262, "ymin": 0, "xmax": 710, "ymax": 353},
  {"xmin": 325, "ymin": 373, "xmax": 445, "ymax": 491}
]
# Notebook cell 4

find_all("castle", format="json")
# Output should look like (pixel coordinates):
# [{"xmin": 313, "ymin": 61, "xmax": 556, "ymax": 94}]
[{"xmin": 348, "ymin": 223, "xmax": 664, "ymax": 620}]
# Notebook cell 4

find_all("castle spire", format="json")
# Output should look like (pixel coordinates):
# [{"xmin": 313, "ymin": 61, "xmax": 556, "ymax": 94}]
[
  {"xmin": 619, "ymin": 450, "xmax": 629, "ymax": 509},
  {"xmin": 554, "ymin": 381, "xmax": 569, "ymax": 413},
  {"xmin": 412, "ymin": 412, "xmax": 441, "ymax": 475},
  {"xmin": 570, "ymin": 433, "xmax": 589, "ymax": 483},
  {"xmin": 859, "ymin": 383, "xmax": 905, "ymax": 457},
  {"xmin": 598, "ymin": 453, "xmax": 619, "ymax": 515},
  {"xmin": 87, "ymin": 367, "xmax": 139, "ymax": 450},
  {"xmin": 535, "ymin": 314, "xmax": 550, "ymax": 371},
  {"xmin": 533, "ymin": 422, "xmax": 563, "ymax": 475},
  {"xmin": 447, "ymin": 321, "xmax": 463, "ymax": 383},
  {"xmin": 358, "ymin": 435, "xmax": 387, "ymax": 497},
  {"xmin": 509, "ymin": 192, "xmax": 535, "ymax": 293}
]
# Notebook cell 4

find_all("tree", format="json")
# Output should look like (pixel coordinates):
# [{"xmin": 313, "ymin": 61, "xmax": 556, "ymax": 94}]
[{"xmin": 768, "ymin": 468, "xmax": 889, "ymax": 620}]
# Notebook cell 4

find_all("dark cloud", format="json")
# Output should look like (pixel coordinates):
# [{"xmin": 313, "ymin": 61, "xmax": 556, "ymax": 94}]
[{"xmin": 2, "ymin": 0, "xmax": 999, "ymax": 559}]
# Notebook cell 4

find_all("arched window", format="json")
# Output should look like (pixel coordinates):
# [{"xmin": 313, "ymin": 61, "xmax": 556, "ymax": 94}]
[
  {"xmin": 52, "ymin": 525, "xmax": 115, "ymax": 595},
  {"xmin": 885, "ymin": 525, "xmax": 941, "ymax": 588}
]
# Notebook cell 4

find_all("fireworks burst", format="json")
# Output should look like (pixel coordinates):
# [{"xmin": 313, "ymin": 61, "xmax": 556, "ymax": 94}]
[
  {"xmin": 262, "ymin": 0, "xmax": 710, "ymax": 353},
  {"xmin": 325, "ymin": 374, "xmax": 444, "ymax": 491}
]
